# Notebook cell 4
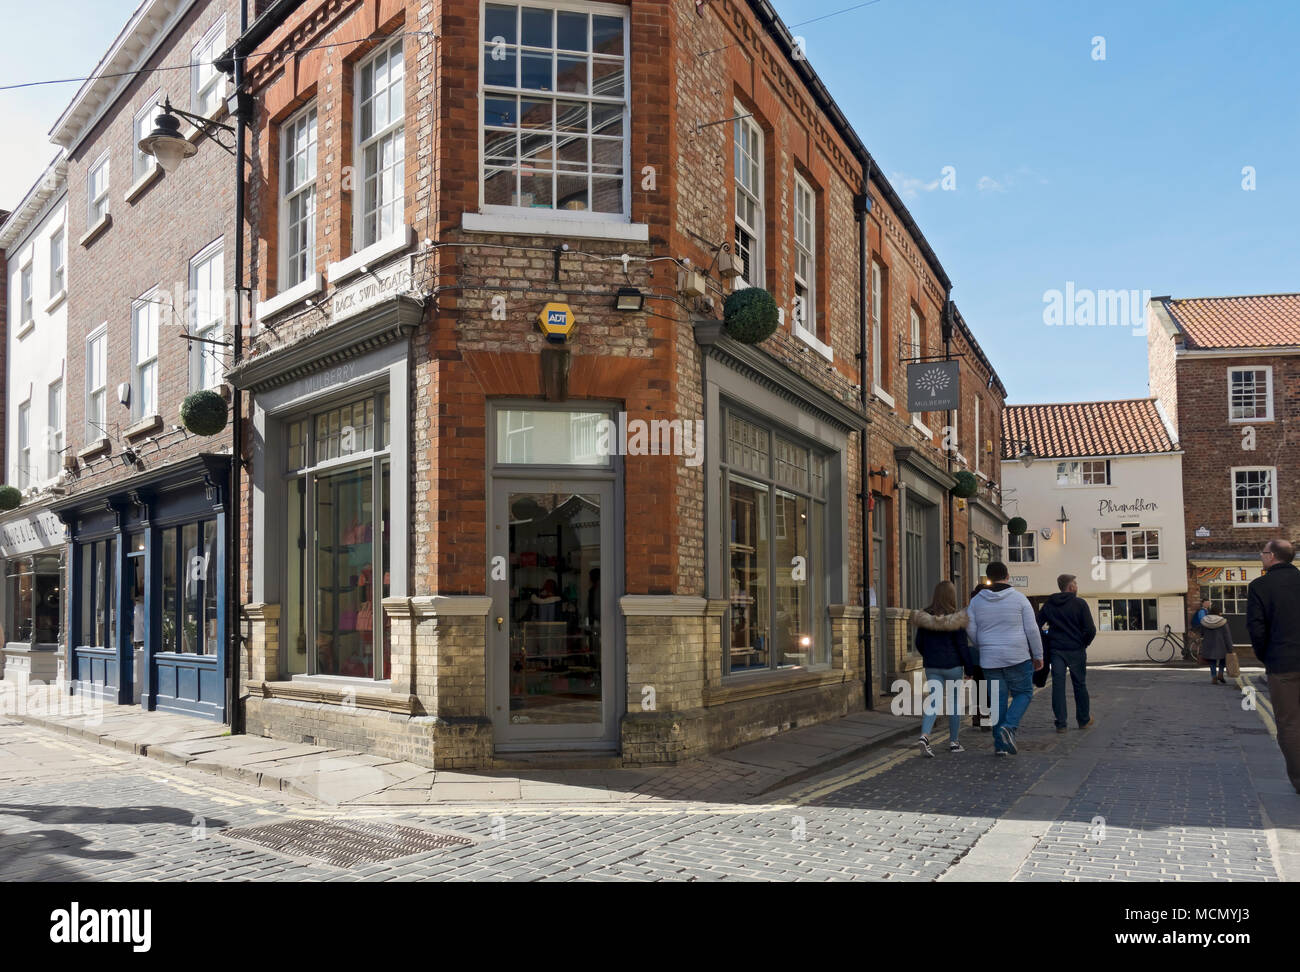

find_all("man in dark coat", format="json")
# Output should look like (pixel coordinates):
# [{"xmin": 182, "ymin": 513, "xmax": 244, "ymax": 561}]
[
  {"xmin": 1037, "ymin": 573, "xmax": 1096, "ymax": 732},
  {"xmin": 1247, "ymin": 539, "xmax": 1300, "ymax": 794}
]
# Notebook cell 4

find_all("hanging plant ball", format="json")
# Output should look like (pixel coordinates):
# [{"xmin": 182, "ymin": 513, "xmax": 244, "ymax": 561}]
[
  {"xmin": 0, "ymin": 486, "xmax": 21, "ymax": 511},
  {"xmin": 180, "ymin": 390, "xmax": 229, "ymax": 437},
  {"xmin": 952, "ymin": 471, "xmax": 979, "ymax": 498},
  {"xmin": 1007, "ymin": 516, "xmax": 1028, "ymax": 536},
  {"xmin": 723, "ymin": 287, "xmax": 780, "ymax": 344}
]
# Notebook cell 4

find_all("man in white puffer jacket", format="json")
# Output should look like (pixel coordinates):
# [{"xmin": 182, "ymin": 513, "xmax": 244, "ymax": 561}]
[{"xmin": 966, "ymin": 561, "xmax": 1044, "ymax": 756}]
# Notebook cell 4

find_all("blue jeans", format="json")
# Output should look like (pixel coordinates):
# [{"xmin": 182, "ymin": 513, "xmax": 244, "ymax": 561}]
[
  {"xmin": 1208, "ymin": 659, "xmax": 1225, "ymax": 677},
  {"xmin": 1050, "ymin": 648, "xmax": 1090, "ymax": 728},
  {"xmin": 985, "ymin": 659, "xmax": 1035, "ymax": 751},
  {"xmin": 920, "ymin": 666, "xmax": 965, "ymax": 742}
]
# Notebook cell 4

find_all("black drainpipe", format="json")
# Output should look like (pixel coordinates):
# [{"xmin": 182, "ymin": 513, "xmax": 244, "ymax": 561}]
[
  {"xmin": 228, "ymin": 0, "xmax": 248, "ymax": 734},
  {"xmin": 943, "ymin": 290, "xmax": 954, "ymax": 588},
  {"xmin": 855, "ymin": 179, "xmax": 872, "ymax": 709}
]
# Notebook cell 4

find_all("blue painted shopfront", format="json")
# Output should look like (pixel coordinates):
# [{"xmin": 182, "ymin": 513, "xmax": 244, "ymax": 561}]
[{"xmin": 54, "ymin": 454, "xmax": 230, "ymax": 721}]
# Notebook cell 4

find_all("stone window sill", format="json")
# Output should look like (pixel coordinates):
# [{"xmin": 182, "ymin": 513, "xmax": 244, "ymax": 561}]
[
  {"xmin": 45, "ymin": 288, "xmax": 67, "ymax": 313},
  {"xmin": 125, "ymin": 165, "xmax": 162, "ymax": 203},
  {"xmin": 256, "ymin": 273, "xmax": 322, "ymax": 322},
  {"xmin": 15, "ymin": 319, "xmax": 34, "ymax": 340},
  {"xmin": 793, "ymin": 321, "xmax": 833, "ymax": 361},
  {"xmin": 462, "ymin": 211, "xmax": 650, "ymax": 243},
  {"xmin": 327, "ymin": 228, "xmax": 414, "ymax": 284},
  {"xmin": 125, "ymin": 414, "xmax": 163, "ymax": 441},
  {"xmin": 706, "ymin": 666, "xmax": 842, "ymax": 707},
  {"xmin": 871, "ymin": 384, "xmax": 895, "ymax": 408},
  {"xmin": 77, "ymin": 438, "xmax": 111, "ymax": 461},
  {"xmin": 79, "ymin": 214, "xmax": 111, "ymax": 248}
]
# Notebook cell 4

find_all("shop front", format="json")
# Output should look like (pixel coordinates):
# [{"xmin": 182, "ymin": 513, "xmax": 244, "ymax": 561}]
[
  {"xmin": 1, "ymin": 506, "xmax": 67, "ymax": 686},
  {"xmin": 235, "ymin": 291, "xmax": 417, "ymax": 760},
  {"xmin": 1193, "ymin": 559, "xmax": 1264, "ymax": 647},
  {"xmin": 52, "ymin": 454, "xmax": 231, "ymax": 718},
  {"xmin": 968, "ymin": 497, "xmax": 1006, "ymax": 594}
]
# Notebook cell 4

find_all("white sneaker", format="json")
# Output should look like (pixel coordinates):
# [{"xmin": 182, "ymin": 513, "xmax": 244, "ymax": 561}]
[
  {"xmin": 949, "ymin": 741, "xmax": 965, "ymax": 753},
  {"xmin": 920, "ymin": 735, "xmax": 935, "ymax": 758}
]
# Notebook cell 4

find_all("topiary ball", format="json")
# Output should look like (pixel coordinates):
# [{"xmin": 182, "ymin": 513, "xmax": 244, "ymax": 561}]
[
  {"xmin": 952, "ymin": 471, "xmax": 979, "ymax": 498},
  {"xmin": 1007, "ymin": 516, "xmax": 1028, "ymax": 536},
  {"xmin": 723, "ymin": 287, "xmax": 780, "ymax": 344},
  {"xmin": 180, "ymin": 390, "xmax": 229, "ymax": 437},
  {"xmin": 0, "ymin": 485, "xmax": 21, "ymax": 511}
]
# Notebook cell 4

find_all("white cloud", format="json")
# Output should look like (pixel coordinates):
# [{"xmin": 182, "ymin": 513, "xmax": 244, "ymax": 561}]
[
  {"xmin": 893, "ymin": 172, "xmax": 941, "ymax": 200},
  {"xmin": 977, "ymin": 175, "xmax": 1006, "ymax": 193}
]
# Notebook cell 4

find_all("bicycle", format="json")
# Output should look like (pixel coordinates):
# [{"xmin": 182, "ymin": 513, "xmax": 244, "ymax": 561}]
[{"xmin": 1146, "ymin": 624, "xmax": 1198, "ymax": 663}]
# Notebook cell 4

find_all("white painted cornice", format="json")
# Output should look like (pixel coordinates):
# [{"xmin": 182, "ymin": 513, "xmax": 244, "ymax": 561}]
[{"xmin": 0, "ymin": 156, "xmax": 67, "ymax": 251}]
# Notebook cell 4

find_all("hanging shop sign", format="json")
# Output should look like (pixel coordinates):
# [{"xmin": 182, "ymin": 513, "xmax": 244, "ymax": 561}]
[
  {"xmin": 906, "ymin": 361, "xmax": 961, "ymax": 412},
  {"xmin": 538, "ymin": 302, "xmax": 576, "ymax": 344}
]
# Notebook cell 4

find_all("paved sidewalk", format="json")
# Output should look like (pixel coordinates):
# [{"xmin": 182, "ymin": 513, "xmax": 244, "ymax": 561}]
[{"xmin": 11, "ymin": 695, "xmax": 915, "ymax": 807}]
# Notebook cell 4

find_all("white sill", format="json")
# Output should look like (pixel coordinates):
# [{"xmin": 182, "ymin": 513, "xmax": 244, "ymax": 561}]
[
  {"xmin": 125, "ymin": 165, "xmax": 162, "ymax": 203},
  {"xmin": 462, "ymin": 211, "xmax": 650, "ymax": 242},
  {"xmin": 45, "ymin": 289, "xmax": 67, "ymax": 313},
  {"xmin": 793, "ymin": 322, "xmax": 833, "ymax": 360},
  {"xmin": 871, "ymin": 384, "xmax": 895, "ymax": 407},
  {"xmin": 1228, "ymin": 416, "xmax": 1273, "ymax": 424},
  {"xmin": 912, "ymin": 417, "xmax": 933, "ymax": 438},
  {"xmin": 327, "ymin": 228, "xmax": 414, "ymax": 284},
  {"xmin": 15, "ymin": 319, "xmax": 34, "ymax": 339},
  {"xmin": 1235, "ymin": 522, "xmax": 1278, "ymax": 529},
  {"xmin": 79, "ymin": 214, "xmax": 111, "ymax": 247},
  {"xmin": 256, "ymin": 273, "xmax": 322, "ymax": 322}
]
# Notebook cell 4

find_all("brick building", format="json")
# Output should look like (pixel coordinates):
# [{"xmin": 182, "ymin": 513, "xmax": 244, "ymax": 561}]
[
  {"xmin": 0, "ymin": 157, "xmax": 70, "ymax": 687},
  {"xmin": 46, "ymin": 0, "xmax": 242, "ymax": 719},
  {"xmin": 1149, "ymin": 293, "xmax": 1300, "ymax": 645},
  {"xmin": 222, "ymin": 0, "xmax": 1004, "ymax": 767}
]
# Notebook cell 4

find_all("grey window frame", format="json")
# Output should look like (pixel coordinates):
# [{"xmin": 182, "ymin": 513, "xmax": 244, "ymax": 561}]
[{"xmin": 720, "ymin": 402, "xmax": 830, "ymax": 675}]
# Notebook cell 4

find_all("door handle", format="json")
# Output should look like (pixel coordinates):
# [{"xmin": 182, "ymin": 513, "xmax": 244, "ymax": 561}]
[{"xmin": 496, "ymin": 617, "xmax": 504, "ymax": 630}]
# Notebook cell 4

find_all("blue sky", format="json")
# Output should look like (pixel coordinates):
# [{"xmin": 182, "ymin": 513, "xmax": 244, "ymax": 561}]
[
  {"xmin": 4, "ymin": 1, "xmax": 1297, "ymax": 404},
  {"xmin": 771, "ymin": 0, "xmax": 1300, "ymax": 403}
]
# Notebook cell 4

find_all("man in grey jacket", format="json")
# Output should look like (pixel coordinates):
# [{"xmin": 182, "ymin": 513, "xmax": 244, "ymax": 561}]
[{"xmin": 967, "ymin": 562, "xmax": 1045, "ymax": 755}]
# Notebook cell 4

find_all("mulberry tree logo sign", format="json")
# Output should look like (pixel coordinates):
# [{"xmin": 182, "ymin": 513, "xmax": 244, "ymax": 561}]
[{"xmin": 907, "ymin": 360, "xmax": 961, "ymax": 412}]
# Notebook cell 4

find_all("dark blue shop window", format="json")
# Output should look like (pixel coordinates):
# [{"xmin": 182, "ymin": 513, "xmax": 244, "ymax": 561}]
[{"xmin": 158, "ymin": 520, "xmax": 217, "ymax": 655}]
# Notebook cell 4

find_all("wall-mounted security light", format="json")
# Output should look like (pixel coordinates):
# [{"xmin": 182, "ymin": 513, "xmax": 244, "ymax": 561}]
[
  {"xmin": 614, "ymin": 287, "xmax": 645, "ymax": 312},
  {"xmin": 117, "ymin": 382, "xmax": 131, "ymax": 407}
]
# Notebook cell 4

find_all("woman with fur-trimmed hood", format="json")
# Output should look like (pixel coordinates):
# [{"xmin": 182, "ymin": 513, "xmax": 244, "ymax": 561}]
[
  {"xmin": 1199, "ymin": 601, "xmax": 1234, "ymax": 684},
  {"xmin": 911, "ymin": 581, "xmax": 975, "ymax": 757}
]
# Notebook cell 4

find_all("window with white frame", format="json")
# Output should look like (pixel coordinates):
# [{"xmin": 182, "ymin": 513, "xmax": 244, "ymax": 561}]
[
  {"xmin": 1233, "ymin": 467, "xmax": 1276, "ymax": 526},
  {"xmin": 20, "ymin": 262, "xmax": 33, "ymax": 326},
  {"xmin": 793, "ymin": 174, "xmax": 815, "ymax": 332},
  {"xmin": 910, "ymin": 307, "xmax": 921, "ymax": 356},
  {"xmin": 1008, "ymin": 531, "xmax": 1035, "ymax": 563},
  {"xmin": 133, "ymin": 94, "xmax": 163, "ymax": 181},
  {"xmin": 733, "ymin": 107, "xmax": 764, "ymax": 289},
  {"xmin": 1097, "ymin": 598, "xmax": 1158, "ymax": 632},
  {"xmin": 190, "ymin": 241, "xmax": 224, "ymax": 390},
  {"xmin": 192, "ymin": 20, "xmax": 227, "ymax": 117},
  {"xmin": 87, "ymin": 154, "xmax": 110, "ymax": 226},
  {"xmin": 1056, "ymin": 459, "xmax": 1110, "ymax": 486},
  {"xmin": 47, "ymin": 380, "xmax": 63, "ymax": 480},
  {"xmin": 871, "ymin": 260, "xmax": 883, "ymax": 388},
  {"xmin": 1099, "ymin": 528, "xmax": 1160, "ymax": 561},
  {"xmin": 49, "ymin": 229, "xmax": 65, "ymax": 297},
  {"xmin": 356, "ymin": 38, "xmax": 405, "ymax": 248},
  {"xmin": 16, "ymin": 400, "xmax": 31, "ymax": 489},
  {"xmin": 974, "ymin": 397, "xmax": 982, "ymax": 472},
  {"xmin": 1228, "ymin": 367, "xmax": 1272, "ymax": 422},
  {"xmin": 86, "ymin": 328, "xmax": 106, "ymax": 440},
  {"xmin": 481, "ymin": 2, "xmax": 629, "ymax": 218},
  {"xmin": 132, "ymin": 291, "xmax": 160, "ymax": 418},
  {"xmin": 280, "ymin": 104, "xmax": 317, "ymax": 289}
]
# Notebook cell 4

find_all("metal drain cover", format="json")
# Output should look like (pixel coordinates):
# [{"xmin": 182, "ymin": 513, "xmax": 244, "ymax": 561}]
[{"xmin": 220, "ymin": 819, "xmax": 474, "ymax": 868}]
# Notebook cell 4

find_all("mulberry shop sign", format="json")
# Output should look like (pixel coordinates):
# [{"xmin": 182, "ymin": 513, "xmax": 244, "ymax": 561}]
[
  {"xmin": 907, "ymin": 361, "xmax": 961, "ymax": 412},
  {"xmin": 331, "ymin": 257, "xmax": 416, "ymax": 323},
  {"xmin": 1097, "ymin": 498, "xmax": 1158, "ymax": 516}
]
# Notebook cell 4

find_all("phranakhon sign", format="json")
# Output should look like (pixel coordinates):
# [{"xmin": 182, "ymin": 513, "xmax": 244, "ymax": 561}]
[{"xmin": 1098, "ymin": 498, "xmax": 1158, "ymax": 516}]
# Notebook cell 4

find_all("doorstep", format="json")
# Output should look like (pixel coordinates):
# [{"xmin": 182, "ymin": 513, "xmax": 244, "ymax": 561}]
[{"xmin": 9, "ymin": 698, "xmax": 917, "ymax": 807}]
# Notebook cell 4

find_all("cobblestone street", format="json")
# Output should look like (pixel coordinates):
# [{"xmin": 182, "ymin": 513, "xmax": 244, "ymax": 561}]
[{"xmin": 2, "ymin": 667, "xmax": 1297, "ymax": 882}]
